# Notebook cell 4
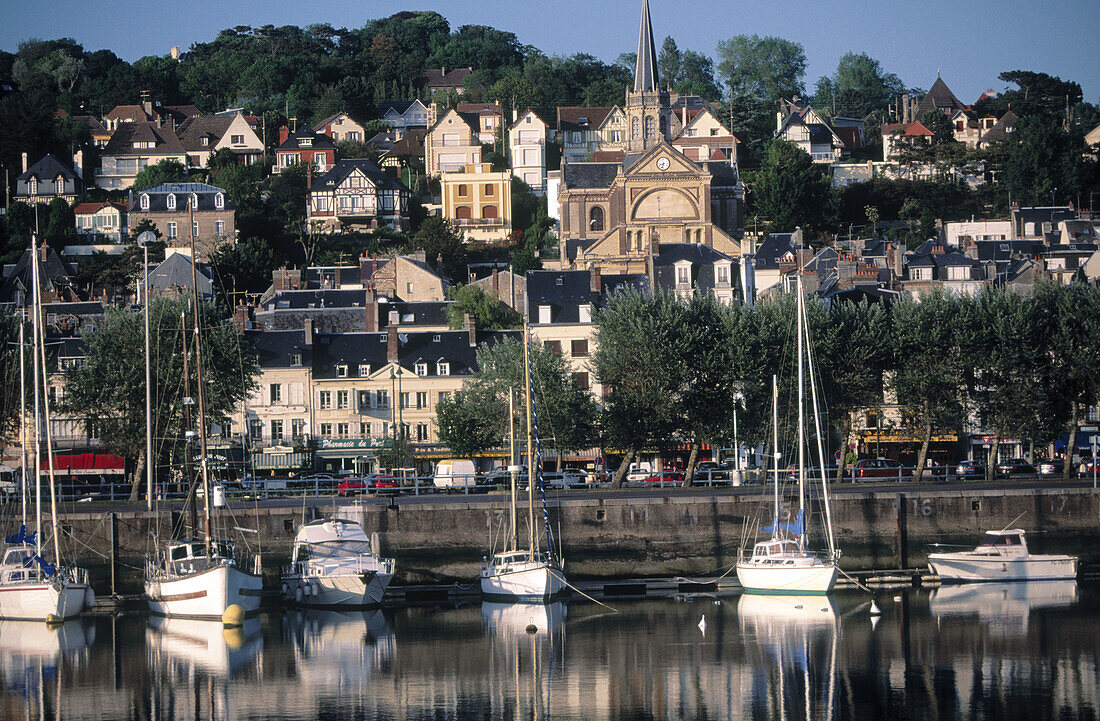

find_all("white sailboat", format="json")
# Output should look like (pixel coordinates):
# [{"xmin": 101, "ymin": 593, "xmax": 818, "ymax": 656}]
[
  {"xmin": 480, "ymin": 323, "xmax": 567, "ymax": 601},
  {"xmin": 737, "ymin": 276, "xmax": 840, "ymax": 595},
  {"xmin": 145, "ymin": 225, "xmax": 261, "ymax": 620},
  {"xmin": 0, "ymin": 240, "xmax": 94, "ymax": 621},
  {"xmin": 280, "ymin": 517, "xmax": 395, "ymax": 607}
]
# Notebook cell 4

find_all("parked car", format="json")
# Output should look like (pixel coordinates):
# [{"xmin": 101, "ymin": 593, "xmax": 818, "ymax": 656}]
[
  {"xmin": 541, "ymin": 471, "xmax": 586, "ymax": 489},
  {"xmin": 1079, "ymin": 458, "xmax": 1100, "ymax": 476},
  {"xmin": 693, "ymin": 462, "xmax": 729, "ymax": 482},
  {"xmin": 636, "ymin": 470, "xmax": 685, "ymax": 486},
  {"xmin": 1038, "ymin": 460, "xmax": 1060, "ymax": 476},
  {"xmin": 996, "ymin": 458, "xmax": 1036, "ymax": 476},
  {"xmin": 337, "ymin": 473, "xmax": 399, "ymax": 496},
  {"xmin": 624, "ymin": 462, "xmax": 654, "ymax": 482},
  {"xmin": 852, "ymin": 458, "xmax": 906, "ymax": 481},
  {"xmin": 954, "ymin": 460, "xmax": 987, "ymax": 479}
]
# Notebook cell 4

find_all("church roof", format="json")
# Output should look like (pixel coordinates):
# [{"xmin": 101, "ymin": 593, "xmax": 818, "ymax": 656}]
[
  {"xmin": 634, "ymin": 0, "xmax": 658, "ymax": 93},
  {"xmin": 915, "ymin": 77, "xmax": 966, "ymax": 118},
  {"xmin": 563, "ymin": 162, "xmax": 619, "ymax": 189}
]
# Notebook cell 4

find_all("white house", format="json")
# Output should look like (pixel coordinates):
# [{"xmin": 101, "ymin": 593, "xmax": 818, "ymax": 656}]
[{"xmin": 508, "ymin": 109, "xmax": 548, "ymax": 192}]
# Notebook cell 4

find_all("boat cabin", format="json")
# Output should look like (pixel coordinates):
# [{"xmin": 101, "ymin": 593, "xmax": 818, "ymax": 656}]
[
  {"xmin": 487, "ymin": 550, "xmax": 547, "ymax": 571},
  {"xmin": 164, "ymin": 539, "xmax": 235, "ymax": 575},
  {"xmin": 291, "ymin": 519, "xmax": 373, "ymax": 563},
  {"xmin": 1, "ymin": 546, "xmax": 42, "ymax": 583},
  {"xmin": 975, "ymin": 529, "xmax": 1029, "ymax": 556},
  {"xmin": 750, "ymin": 539, "xmax": 802, "ymax": 559}
]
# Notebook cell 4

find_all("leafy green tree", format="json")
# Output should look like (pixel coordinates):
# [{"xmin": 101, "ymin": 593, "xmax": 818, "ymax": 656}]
[
  {"xmin": 657, "ymin": 37, "xmax": 682, "ymax": 89},
  {"xmin": 813, "ymin": 52, "xmax": 906, "ymax": 118},
  {"xmin": 975, "ymin": 70, "xmax": 1083, "ymax": 121},
  {"xmin": 413, "ymin": 215, "xmax": 467, "ymax": 281},
  {"xmin": 999, "ymin": 115, "xmax": 1087, "ymax": 207},
  {"xmin": 890, "ymin": 292, "xmax": 974, "ymax": 481},
  {"xmin": 445, "ymin": 284, "xmax": 521, "ymax": 330},
  {"xmin": 61, "ymin": 297, "xmax": 258, "ymax": 496},
  {"xmin": 716, "ymin": 35, "xmax": 806, "ymax": 106},
  {"xmin": 592, "ymin": 289, "xmax": 689, "ymax": 488},
  {"xmin": 42, "ymin": 197, "xmax": 76, "ymax": 249},
  {"xmin": 0, "ymin": 313, "xmax": 19, "ymax": 442},
  {"xmin": 132, "ymin": 158, "xmax": 187, "ymax": 192},
  {"xmin": 209, "ymin": 237, "xmax": 276, "ymax": 305},
  {"xmin": 751, "ymin": 140, "xmax": 837, "ymax": 234},
  {"xmin": 436, "ymin": 336, "xmax": 597, "ymax": 457}
]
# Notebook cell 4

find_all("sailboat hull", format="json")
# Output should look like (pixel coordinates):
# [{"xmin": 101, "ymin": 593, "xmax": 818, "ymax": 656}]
[
  {"xmin": 480, "ymin": 562, "xmax": 567, "ymax": 601},
  {"xmin": 0, "ymin": 582, "xmax": 90, "ymax": 621},
  {"xmin": 282, "ymin": 571, "xmax": 394, "ymax": 608},
  {"xmin": 736, "ymin": 561, "xmax": 838, "ymax": 595},
  {"xmin": 146, "ymin": 564, "xmax": 262, "ymax": 619}
]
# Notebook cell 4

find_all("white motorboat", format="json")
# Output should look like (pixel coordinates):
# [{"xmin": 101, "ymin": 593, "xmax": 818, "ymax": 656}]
[
  {"xmin": 737, "ymin": 278, "xmax": 840, "ymax": 595},
  {"xmin": 146, "ymin": 538, "xmax": 262, "ymax": 619},
  {"xmin": 1, "ymin": 241, "xmax": 93, "ymax": 621},
  {"xmin": 281, "ymin": 518, "xmax": 395, "ymax": 607},
  {"xmin": 480, "ymin": 325, "xmax": 567, "ymax": 601},
  {"xmin": 927, "ymin": 529, "xmax": 1077, "ymax": 582}
]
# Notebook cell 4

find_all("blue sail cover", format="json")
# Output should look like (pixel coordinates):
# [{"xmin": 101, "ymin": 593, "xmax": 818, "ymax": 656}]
[
  {"xmin": 5, "ymin": 524, "xmax": 36, "ymax": 546},
  {"xmin": 763, "ymin": 509, "xmax": 805, "ymax": 537}
]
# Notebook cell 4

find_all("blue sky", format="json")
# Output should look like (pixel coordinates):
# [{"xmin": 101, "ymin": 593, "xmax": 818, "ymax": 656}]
[{"xmin": 3, "ymin": 0, "xmax": 1098, "ymax": 104}]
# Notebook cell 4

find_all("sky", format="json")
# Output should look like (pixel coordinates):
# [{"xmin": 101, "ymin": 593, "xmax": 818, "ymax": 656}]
[{"xmin": 3, "ymin": 0, "xmax": 1098, "ymax": 105}]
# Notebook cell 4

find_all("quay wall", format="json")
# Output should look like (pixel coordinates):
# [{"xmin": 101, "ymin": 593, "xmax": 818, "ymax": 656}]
[{"xmin": 56, "ymin": 486, "xmax": 1100, "ymax": 593}]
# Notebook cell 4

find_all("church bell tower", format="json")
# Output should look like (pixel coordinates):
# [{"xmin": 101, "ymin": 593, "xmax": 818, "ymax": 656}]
[{"xmin": 625, "ymin": 0, "xmax": 671, "ymax": 153}]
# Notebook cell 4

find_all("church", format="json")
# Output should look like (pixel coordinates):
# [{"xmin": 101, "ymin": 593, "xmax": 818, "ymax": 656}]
[{"xmin": 557, "ymin": 0, "xmax": 744, "ymax": 275}]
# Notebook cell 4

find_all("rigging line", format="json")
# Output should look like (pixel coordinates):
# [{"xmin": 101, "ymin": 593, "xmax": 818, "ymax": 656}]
[
  {"xmin": 548, "ymin": 570, "xmax": 619, "ymax": 613},
  {"xmin": 528, "ymin": 357, "xmax": 555, "ymax": 561}
]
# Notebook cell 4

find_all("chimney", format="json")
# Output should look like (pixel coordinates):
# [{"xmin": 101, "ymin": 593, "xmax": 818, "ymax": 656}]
[
  {"xmin": 388, "ymin": 309, "xmax": 399, "ymax": 326},
  {"xmin": 21, "ymin": 152, "xmax": 28, "ymax": 173},
  {"xmin": 792, "ymin": 227, "xmax": 804, "ymax": 248},
  {"xmin": 590, "ymin": 266, "xmax": 602, "ymax": 294},
  {"xmin": 170, "ymin": 46, "xmax": 180, "ymax": 61},
  {"xmin": 72, "ymin": 150, "xmax": 83, "ymax": 180},
  {"xmin": 279, "ymin": 125, "xmax": 289, "ymax": 145},
  {"xmin": 387, "ymin": 323, "xmax": 398, "ymax": 363},
  {"xmin": 233, "ymin": 303, "xmax": 250, "ymax": 332},
  {"xmin": 892, "ymin": 246, "xmax": 905, "ymax": 278},
  {"xmin": 837, "ymin": 259, "xmax": 857, "ymax": 290},
  {"xmin": 796, "ymin": 247, "xmax": 814, "ymax": 270},
  {"xmin": 142, "ymin": 100, "xmax": 153, "ymax": 119},
  {"xmin": 464, "ymin": 313, "xmax": 476, "ymax": 347},
  {"xmin": 303, "ymin": 318, "xmax": 313, "ymax": 347},
  {"xmin": 364, "ymin": 289, "xmax": 377, "ymax": 332}
]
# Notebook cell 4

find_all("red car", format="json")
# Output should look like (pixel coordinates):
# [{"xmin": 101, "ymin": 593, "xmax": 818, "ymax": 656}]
[
  {"xmin": 337, "ymin": 474, "xmax": 399, "ymax": 496},
  {"xmin": 637, "ymin": 470, "xmax": 685, "ymax": 486},
  {"xmin": 853, "ymin": 458, "xmax": 906, "ymax": 480}
]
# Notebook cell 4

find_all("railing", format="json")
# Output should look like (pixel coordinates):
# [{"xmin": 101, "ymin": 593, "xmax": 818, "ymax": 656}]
[{"xmin": 452, "ymin": 218, "xmax": 505, "ymax": 227}]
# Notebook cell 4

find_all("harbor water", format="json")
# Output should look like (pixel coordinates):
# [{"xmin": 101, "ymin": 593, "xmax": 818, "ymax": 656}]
[{"xmin": 1, "ymin": 582, "xmax": 1097, "ymax": 720}]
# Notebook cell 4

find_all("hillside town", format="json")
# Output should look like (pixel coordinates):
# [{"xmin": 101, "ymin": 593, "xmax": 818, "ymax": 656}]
[{"xmin": 1, "ymin": 1, "xmax": 1099, "ymax": 491}]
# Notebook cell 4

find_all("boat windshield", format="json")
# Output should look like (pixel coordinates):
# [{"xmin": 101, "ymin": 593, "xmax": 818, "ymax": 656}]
[
  {"xmin": 299, "ymin": 540, "xmax": 373, "ymax": 561},
  {"xmin": 980, "ymin": 533, "xmax": 1023, "ymax": 547},
  {"xmin": 2, "ymin": 547, "xmax": 34, "ymax": 566}
]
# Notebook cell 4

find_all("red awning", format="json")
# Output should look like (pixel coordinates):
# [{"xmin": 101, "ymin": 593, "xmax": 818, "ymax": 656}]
[{"xmin": 44, "ymin": 453, "xmax": 125, "ymax": 475}]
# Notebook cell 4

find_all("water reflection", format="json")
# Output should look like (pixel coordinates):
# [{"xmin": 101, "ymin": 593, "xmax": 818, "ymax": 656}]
[{"xmin": 1, "ymin": 586, "xmax": 1097, "ymax": 720}]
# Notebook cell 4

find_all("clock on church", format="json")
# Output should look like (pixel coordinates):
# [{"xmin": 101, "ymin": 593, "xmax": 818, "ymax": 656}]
[{"xmin": 656, "ymin": 157, "xmax": 670, "ymax": 171}]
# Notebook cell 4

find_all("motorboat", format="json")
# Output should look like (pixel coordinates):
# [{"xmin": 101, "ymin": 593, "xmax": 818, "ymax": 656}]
[
  {"xmin": 146, "ymin": 538, "xmax": 262, "ymax": 619},
  {"xmin": 281, "ymin": 518, "xmax": 395, "ymax": 607},
  {"xmin": 927, "ymin": 529, "xmax": 1077, "ymax": 582}
]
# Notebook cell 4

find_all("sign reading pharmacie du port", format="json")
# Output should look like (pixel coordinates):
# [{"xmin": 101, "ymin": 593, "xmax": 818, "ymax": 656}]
[{"xmin": 316, "ymin": 437, "xmax": 391, "ymax": 451}]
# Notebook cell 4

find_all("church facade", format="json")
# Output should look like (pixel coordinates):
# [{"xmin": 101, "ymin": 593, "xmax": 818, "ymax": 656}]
[{"xmin": 557, "ymin": 0, "xmax": 744, "ymax": 274}]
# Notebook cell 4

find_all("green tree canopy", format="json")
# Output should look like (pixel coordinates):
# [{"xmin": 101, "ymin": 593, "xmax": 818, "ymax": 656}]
[
  {"xmin": 132, "ymin": 158, "xmax": 188, "ymax": 192},
  {"xmin": 446, "ymin": 284, "xmax": 521, "ymax": 330},
  {"xmin": 716, "ymin": 35, "xmax": 806, "ymax": 106},
  {"xmin": 413, "ymin": 215, "xmax": 467, "ymax": 281},
  {"xmin": 750, "ymin": 140, "xmax": 837, "ymax": 235},
  {"xmin": 999, "ymin": 114, "xmax": 1088, "ymax": 207},
  {"xmin": 813, "ymin": 52, "xmax": 906, "ymax": 119}
]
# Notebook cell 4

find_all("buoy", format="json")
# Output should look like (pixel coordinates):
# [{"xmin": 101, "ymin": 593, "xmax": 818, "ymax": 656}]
[
  {"xmin": 221, "ymin": 604, "xmax": 245, "ymax": 628},
  {"xmin": 45, "ymin": 613, "xmax": 62, "ymax": 625},
  {"xmin": 698, "ymin": 615, "xmax": 706, "ymax": 634},
  {"xmin": 84, "ymin": 586, "xmax": 96, "ymax": 610},
  {"xmin": 222, "ymin": 627, "xmax": 245, "ymax": 649},
  {"xmin": 525, "ymin": 624, "xmax": 538, "ymax": 634},
  {"xmin": 870, "ymin": 600, "xmax": 882, "ymax": 616}
]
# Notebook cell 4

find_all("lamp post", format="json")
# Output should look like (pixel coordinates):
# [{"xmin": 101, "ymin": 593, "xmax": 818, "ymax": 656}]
[{"xmin": 137, "ymin": 230, "xmax": 156, "ymax": 510}]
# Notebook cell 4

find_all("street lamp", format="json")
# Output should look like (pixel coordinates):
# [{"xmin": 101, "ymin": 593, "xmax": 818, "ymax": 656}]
[{"xmin": 137, "ymin": 230, "xmax": 156, "ymax": 510}]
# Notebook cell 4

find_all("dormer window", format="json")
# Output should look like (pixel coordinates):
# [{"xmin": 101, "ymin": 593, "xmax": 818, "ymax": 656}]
[
  {"xmin": 54, "ymin": 177, "xmax": 65, "ymax": 194},
  {"xmin": 717, "ymin": 264, "xmax": 730, "ymax": 284},
  {"xmin": 28, "ymin": 178, "xmax": 37, "ymax": 195},
  {"xmin": 200, "ymin": 136, "xmax": 210, "ymax": 146},
  {"xmin": 301, "ymin": 137, "xmax": 313, "ymax": 147},
  {"xmin": 337, "ymin": 364, "xmax": 349, "ymax": 377},
  {"xmin": 579, "ymin": 304, "xmax": 592, "ymax": 323},
  {"xmin": 380, "ymin": 333, "xmax": 388, "ymax": 343},
  {"xmin": 291, "ymin": 353, "xmax": 302, "ymax": 366},
  {"xmin": 190, "ymin": 193, "xmax": 198, "ymax": 209},
  {"xmin": 433, "ymin": 334, "xmax": 441, "ymax": 342},
  {"xmin": 167, "ymin": 194, "xmax": 176, "ymax": 211},
  {"xmin": 215, "ymin": 193, "xmax": 224, "ymax": 210},
  {"xmin": 676, "ymin": 265, "xmax": 691, "ymax": 285},
  {"xmin": 437, "ymin": 361, "xmax": 450, "ymax": 376},
  {"xmin": 415, "ymin": 362, "xmax": 428, "ymax": 376},
  {"xmin": 358, "ymin": 363, "xmax": 370, "ymax": 377},
  {"xmin": 140, "ymin": 194, "xmax": 150, "ymax": 210}
]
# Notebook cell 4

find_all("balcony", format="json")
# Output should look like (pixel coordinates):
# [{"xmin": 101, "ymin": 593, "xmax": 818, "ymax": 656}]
[{"xmin": 452, "ymin": 217, "xmax": 506, "ymax": 227}]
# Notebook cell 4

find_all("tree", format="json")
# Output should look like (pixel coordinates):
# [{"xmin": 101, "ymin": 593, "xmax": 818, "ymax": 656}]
[
  {"xmin": 209, "ymin": 237, "xmax": 276, "ymax": 306},
  {"xmin": 750, "ymin": 140, "xmax": 837, "ymax": 234},
  {"xmin": 61, "ymin": 298, "xmax": 258, "ymax": 494},
  {"xmin": 445, "ymin": 284, "xmax": 521, "ymax": 330},
  {"xmin": 436, "ymin": 337, "xmax": 598, "ymax": 457},
  {"xmin": 657, "ymin": 37, "xmax": 682, "ymax": 90},
  {"xmin": 132, "ymin": 158, "xmax": 187, "ymax": 192},
  {"xmin": 413, "ymin": 215, "xmax": 467, "ymax": 281},
  {"xmin": 975, "ymin": 70, "xmax": 1083, "ymax": 121},
  {"xmin": 716, "ymin": 35, "xmax": 806, "ymax": 106},
  {"xmin": 999, "ymin": 115, "xmax": 1087, "ymax": 207},
  {"xmin": 813, "ymin": 52, "xmax": 906, "ymax": 118},
  {"xmin": 0, "ymin": 313, "xmax": 19, "ymax": 442},
  {"xmin": 890, "ymin": 292, "xmax": 974, "ymax": 481},
  {"xmin": 592, "ymin": 289, "xmax": 689, "ymax": 488}
]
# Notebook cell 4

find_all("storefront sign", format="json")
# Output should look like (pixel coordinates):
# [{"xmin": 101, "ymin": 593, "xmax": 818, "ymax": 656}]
[{"xmin": 316, "ymin": 438, "xmax": 391, "ymax": 451}]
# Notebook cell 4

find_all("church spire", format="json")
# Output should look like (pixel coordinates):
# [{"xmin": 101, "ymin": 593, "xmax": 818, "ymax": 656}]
[{"xmin": 634, "ymin": 0, "xmax": 658, "ymax": 92}]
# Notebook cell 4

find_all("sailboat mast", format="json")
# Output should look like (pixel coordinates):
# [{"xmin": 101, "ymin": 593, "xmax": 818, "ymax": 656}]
[
  {"xmin": 33, "ymin": 240, "xmax": 62, "ymax": 567},
  {"xmin": 181, "ymin": 310, "xmax": 198, "ymax": 537},
  {"xmin": 522, "ymin": 322, "xmax": 536, "ymax": 557},
  {"xmin": 19, "ymin": 317, "xmax": 26, "ymax": 528},
  {"xmin": 796, "ymin": 276, "xmax": 806, "ymax": 551},
  {"xmin": 509, "ymin": 387, "xmax": 517, "ymax": 552},
  {"xmin": 772, "ymin": 374, "xmax": 779, "ymax": 534},
  {"xmin": 801, "ymin": 292, "xmax": 837, "ymax": 558},
  {"xmin": 30, "ymin": 241, "xmax": 42, "ymax": 557},
  {"xmin": 186, "ymin": 207, "xmax": 213, "ymax": 558}
]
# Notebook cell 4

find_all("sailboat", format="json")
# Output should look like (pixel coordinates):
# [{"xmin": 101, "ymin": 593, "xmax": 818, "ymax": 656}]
[
  {"xmin": 479, "ymin": 323, "xmax": 567, "ymax": 601},
  {"xmin": 145, "ymin": 225, "xmax": 262, "ymax": 620},
  {"xmin": 1, "ymin": 240, "xmax": 94, "ymax": 621},
  {"xmin": 736, "ymin": 276, "xmax": 840, "ymax": 595}
]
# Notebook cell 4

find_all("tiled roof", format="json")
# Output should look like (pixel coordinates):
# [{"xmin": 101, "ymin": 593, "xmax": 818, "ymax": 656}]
[
  {"xmin": 73, "ymin": 201, "xmax": 126, "ymax": 215},
  {"xmin": 562, "ymin": 162, "xmax": 619, "ymax": 189},
  {"xmin": 176, "ymin": 116, "xmax": 233, "ymax": 151},
  {"xmin": 277, "ymin": 127, "xmax": 336, "ymax": 151},
  {"xmin": 103, "ymin": 122, "xmax": 185, "ymax": 157},
  {"xmin": 915, "ymin": 77, "xmax": 965, "ymax": 118},
  {"xmin": 309, "ymin": 159, "xmax": 409, "ymax": 193},
  {"xmin": 557, "ymin": 107, "xmax": 614, "ymax": 132},
  {"xmin": 134, "ymin": 182, "xmax": 232, "ymax": 213},
  {"xmin": 526, "ymin": 270, "xmax": 596, "ymax": 323},
  {"xmin": 16, "ymin": 154, "xmax": 78, "ymax": 182},
  {"xmin": 420, "ymin": 67, "xmax": 472, "ymax": 88}
]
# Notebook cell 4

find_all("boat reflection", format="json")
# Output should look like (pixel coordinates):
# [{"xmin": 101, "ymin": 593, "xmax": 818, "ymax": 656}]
[
  {"xmin": 146, "ymin": 615, "xmax": 263, "ymax": 677},
  {"xmin": 737, "ymin": 594, "xmax": 839, "ymax": 721},
  {"xmin": 283, "ymin": 608, "xmax": 396, "ymax": 686},
  {"xmin": 0, "ymin": 618, "xmax": 94, "ymax": 697},
  {"xmin": 929, "ymin": 580, "xmax": 1078, "ymax": 633},
  {"xmin": 481, "ymin": 600, "xmax": 567, "ymax": 639}
]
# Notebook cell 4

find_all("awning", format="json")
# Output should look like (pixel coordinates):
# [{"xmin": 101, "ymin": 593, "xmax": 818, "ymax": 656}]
[
  {"xmin": 44, "ymin": 453, "xmax": 125, "ymax": 475},
  {"xmin": 858, "ymin": 431, "xmax": 957, "ymax": 443}
]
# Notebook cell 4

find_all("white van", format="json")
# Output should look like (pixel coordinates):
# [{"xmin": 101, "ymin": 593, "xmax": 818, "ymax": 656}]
[
  {"xmin": 625, "ymin": 461, "xmax": 653, "ymax": 482},
  {"xmin": 433, "ymin": 459, "xmax": 477, "ymax": 489}
]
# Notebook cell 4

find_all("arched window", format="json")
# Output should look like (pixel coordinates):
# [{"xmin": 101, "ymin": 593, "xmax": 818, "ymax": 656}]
[
  {"xmin": 589, "ymin": 206, "xmax": 604, "ymax": 232},
  {"xmin": 54, "ymin": 176, "xmax": 65, "ymax": 194},
  {"xmin": 140, "ymin": 193, "xmax": 150, "ymax": 210},
  {"xmin": 455, "ymin": 205, "xmax": 472, "ymax": 220},
  {"xmin": 167, "ymin": 194, "xmax": 176, "ymax": 211},
  {"xmin": 659, "ymin": 115, "xmax": 667, "ymax": 136},
  {"xmin": 645, "ymin": 116, "xmax": 655, "ymax": 138},
  {"xmin": 482, "ymin": 204, "xmax": 498, "ymax": 219},
  {"xmin": 215, "ymin": 193, "xmax": 224, "ymax": 209},
  {"xmin": 631, "ymin": 117, "xmax": 640, "ymax": 140}
]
